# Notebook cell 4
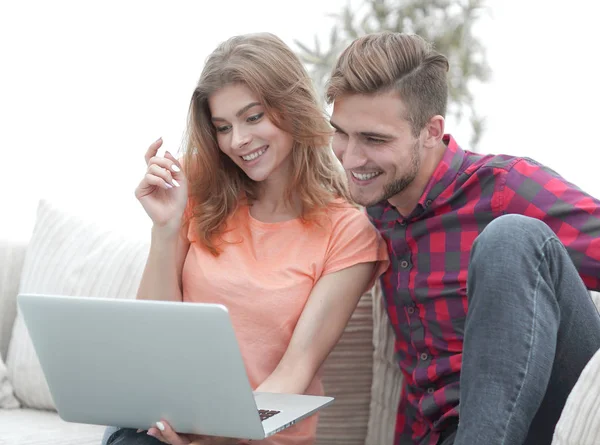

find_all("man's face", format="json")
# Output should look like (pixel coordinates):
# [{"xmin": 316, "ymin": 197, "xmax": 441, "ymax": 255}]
[{"xmin": 330, "ymin": 91, "xmax": 423, "ymax": 207}]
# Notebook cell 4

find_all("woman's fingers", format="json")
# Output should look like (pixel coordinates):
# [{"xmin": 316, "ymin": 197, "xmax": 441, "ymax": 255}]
[
  {"xmin": 147, "ymin": 155, "xmax": 182, "ymax": 177},
  {"xmin": 146, "ymin": 151, "xmax": 183, "ymax": 188},
  {"xmin": 146, "ymin": 164, "xmax": 180, "ymax": 188},
  {"xmin": 142, "ymin": 139, "xmax": 184, "ymax": 191},
  {"xmin": 146, "ymin": 426, "xmax": 169, "ymax": 443},
  {"xmin": 149, "ymin": 420, "xmax": 192, "ymax": 445},
  {"xmin": 135, "ymin": 173, "xmax": 173, "ymax": 198},
  {"xmin": 163, "ymin": 151, "xmax": 183, "ymax": 172},
  {"xmin": 144, "ymin": 140, "xmax": 182, "ymax": 178},
  {"xmin": 145, "ymin": 138, "xmax": 164, "ymax": 164}
]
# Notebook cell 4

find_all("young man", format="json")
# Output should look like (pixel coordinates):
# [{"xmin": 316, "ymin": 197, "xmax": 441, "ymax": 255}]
[{"xmin": 327, "ymin": 31, "xmax": 600, "ymax": 445}]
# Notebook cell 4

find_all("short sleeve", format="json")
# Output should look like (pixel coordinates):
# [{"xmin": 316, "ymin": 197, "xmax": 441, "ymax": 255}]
[{"xmin": 323, "ymin": 205, "xmax": 390, "ymax": 285}]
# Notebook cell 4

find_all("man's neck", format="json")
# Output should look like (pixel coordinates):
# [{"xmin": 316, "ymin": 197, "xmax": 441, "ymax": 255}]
[{"xmin": 388, "ymin": 140, "xmax": 448, "ymax": 217}]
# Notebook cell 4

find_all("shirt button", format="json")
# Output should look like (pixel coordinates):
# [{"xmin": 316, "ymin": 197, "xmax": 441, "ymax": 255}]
[
  {"xmin": 407, "ymin": 306, "xmax": 415, "ymax": 315},
  {"xmin": 400, "ymin": 260, "xmax": 409, "ymax": 269},
  {"xmin": 425, "ymin": 199, "xmax": 433, "ymax": 207},
  {"xmin": 399, "ymin": 221, "xmax": 407, "ymax": 227},
  {"xmin": 427, "ymin": 387, "xmax": 435, "ymax": 395},
  {"xmin": 420, "ymin": 352, "xmax": 429, "ymax": 361}
]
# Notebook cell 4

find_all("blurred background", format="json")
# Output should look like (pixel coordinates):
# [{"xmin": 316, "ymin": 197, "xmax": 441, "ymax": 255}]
[{"xmin": 1, "ymin": 0, "xmax": 599, "ymax": 240}]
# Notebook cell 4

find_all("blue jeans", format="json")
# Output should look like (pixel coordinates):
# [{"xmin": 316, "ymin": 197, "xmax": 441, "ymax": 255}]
[
  {"xmin": 453, "ymin": 214, "xmax": 600, "ymax": 445},
  {"xmin": 102, "ymin": 427, "xmax": 163, "ymax": 444}
]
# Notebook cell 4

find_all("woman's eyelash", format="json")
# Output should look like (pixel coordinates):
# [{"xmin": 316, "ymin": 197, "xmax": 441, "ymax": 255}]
[
  {"xmin": 247, "ymin": 112, "xmax": 264, "ymax": 122},
  {"xmin": 214, "ymin": 112, "xmax": 263, "ymax": 133}
]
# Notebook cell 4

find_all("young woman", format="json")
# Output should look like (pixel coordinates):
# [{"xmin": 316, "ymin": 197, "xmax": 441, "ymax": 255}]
[{"xmin": 103, "ymin": 32, "xmax": 388, "ymax": 445}]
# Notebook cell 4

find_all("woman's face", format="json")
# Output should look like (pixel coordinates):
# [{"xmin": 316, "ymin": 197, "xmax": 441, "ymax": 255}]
[{"xmin": 209, "ymin": 83, "xmax": 294, "ymax": 184}]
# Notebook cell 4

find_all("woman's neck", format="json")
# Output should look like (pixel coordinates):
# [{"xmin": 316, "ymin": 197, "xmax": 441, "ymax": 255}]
[{"xmin": 250, "ymin": 174, "xmax": 301, "ymax": 223}]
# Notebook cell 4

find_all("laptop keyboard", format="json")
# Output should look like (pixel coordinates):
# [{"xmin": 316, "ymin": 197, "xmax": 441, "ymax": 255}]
[{"xmin": 259, "ymin": 409, "xmax": 281, "ymax": 421}]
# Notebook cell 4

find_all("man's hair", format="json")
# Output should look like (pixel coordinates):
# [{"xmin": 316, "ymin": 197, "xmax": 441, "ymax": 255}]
[{"xmin": 326, "ymin": 32, "xmax": 449, "ymax": 136}]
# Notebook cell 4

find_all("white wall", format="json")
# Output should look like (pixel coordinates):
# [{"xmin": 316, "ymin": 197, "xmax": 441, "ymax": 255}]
[
  {"xmin": 0, "ymin": 0, "xmax": 343, "ymax": 239},
  {"xmin": 1, "ymin": 0, "xmax": 599, "ymax": 240},
  {"xmin": 470, "ymin": 0, "xmax": 600, "ymax": 196}
]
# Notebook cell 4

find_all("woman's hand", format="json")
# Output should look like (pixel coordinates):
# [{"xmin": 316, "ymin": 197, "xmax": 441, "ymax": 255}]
[
  {"xmin": 135, "ymin": 138, "xmax": 188, "ymax": 233},
  {"xmin": 145, "ymin": 420, "xmax": 246, "ymax": 445}
]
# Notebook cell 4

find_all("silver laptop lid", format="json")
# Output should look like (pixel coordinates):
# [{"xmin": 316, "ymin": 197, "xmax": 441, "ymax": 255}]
[{"xmin": 18, "ymin": 294, "xmax": 266, "ymax": 439}]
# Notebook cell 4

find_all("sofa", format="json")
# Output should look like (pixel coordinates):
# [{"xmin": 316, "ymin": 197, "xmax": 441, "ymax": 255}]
[
  {"xmin": 1, "ymin": 199, "xmax": 599, "ymax": 445},
  {"xmin": 0, "ymin": 199, "xmax": 402, "ymax": 445}
]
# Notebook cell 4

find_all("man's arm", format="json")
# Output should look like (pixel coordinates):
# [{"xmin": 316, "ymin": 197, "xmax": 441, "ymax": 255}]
[{"xmin": 502, "ymin": 158, "xmax": 600, "ymax": 290}]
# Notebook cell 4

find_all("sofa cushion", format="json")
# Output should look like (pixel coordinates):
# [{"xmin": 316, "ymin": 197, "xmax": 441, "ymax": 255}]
[
  {"xmin": 316, "ymin": 288, "xmax": 375, "ymax": 444},
  {"xmin": 551, "ymin": 291, "xmax": 600, "ymax": 445},
  {"xmin": 366, "ymin": 281, "xmax": 403, "ymax": 445},
  {"xmin": 0, "ymin": 237, "xmax": 28, "ymax": 361},
  {"xmin": 6, "ymin": 199, "xmax": 149, "ymax": 410},
  {"xmin": 0, "ymin": 355, "xmax": 19, "ymax": 409},
  {"xmin": 3, "ymin": 199, "xmax": 379, "ymax": 444},
  {"xmin": 0, "ymin": 238, "xmax": 27, "ymax": 409},
  {"xmin": 0, "ymin": 408, "xmax": 105, "ymax": 444}
]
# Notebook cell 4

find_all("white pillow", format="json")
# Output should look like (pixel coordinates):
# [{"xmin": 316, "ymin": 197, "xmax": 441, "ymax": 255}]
[
  {"xmin": 552, "ymin": 332, "xmax": 600, "ymax": 444},
  {"xmin": 0, "ymin": 237, "xmax": 28, "ymax": 362},
  {"xmin": 0, "ymin": 356, "xmax": 19, "ymax": 409},
  {"xmin": 5, "ymin": 199, "xmax": 149, "ymax": 409},
  {"xmin": 0, "ymin": 238, "xmax": 26, "ymax": 409}
]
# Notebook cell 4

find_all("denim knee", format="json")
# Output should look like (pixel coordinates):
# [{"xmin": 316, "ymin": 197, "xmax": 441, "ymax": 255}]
[
  {"xmin": 103, "ymin": 428, "xmax": 163, "ymax": 445},
  {"xmin": 102, "ymin": 427, "xmax": 119, "ymax": 445},
  {"xmin": 473, "ymin": 214, "xmax": 553, "ymax": 255}
]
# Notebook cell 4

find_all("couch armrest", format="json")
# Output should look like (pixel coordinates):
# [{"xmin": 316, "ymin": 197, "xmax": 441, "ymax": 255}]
[{"xmin": 0, "ymin": 237, "xmax": 28, "ymax": 361}]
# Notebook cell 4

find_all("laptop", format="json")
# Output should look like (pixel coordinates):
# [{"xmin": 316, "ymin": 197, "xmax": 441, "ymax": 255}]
[{"xmin": 17, "ymin": 293, "xmax": 334, "ymax": 440}]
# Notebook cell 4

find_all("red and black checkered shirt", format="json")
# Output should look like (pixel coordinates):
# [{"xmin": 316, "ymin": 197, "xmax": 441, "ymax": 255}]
[{"xmin": 366, "ymin": 135, "xmax": 600, "ymax": 445}]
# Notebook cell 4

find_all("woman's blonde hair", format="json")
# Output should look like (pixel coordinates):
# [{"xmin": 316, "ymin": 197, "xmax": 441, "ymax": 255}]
[{"xmin": 183, "ymin": 32, "xmax": 350, "ymax": 255}]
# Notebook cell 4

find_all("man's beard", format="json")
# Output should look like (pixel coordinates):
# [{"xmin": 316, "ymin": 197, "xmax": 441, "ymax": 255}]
[
  {"xmin": 353, "ymin": 140, "xmax": 420, "ymax": 207},
  {"xmin": 381, "ymin": 155, "xmax": 419, "ymax": 201}
]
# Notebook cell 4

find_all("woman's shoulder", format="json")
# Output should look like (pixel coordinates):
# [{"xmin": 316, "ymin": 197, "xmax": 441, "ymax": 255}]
[
  {"xmin": 316, "ymin": 199, "xmax": 378, "ymax": 238},
  {"xmin": 323, "ymin": 198, "xmax": 368, "ymax": 220}
]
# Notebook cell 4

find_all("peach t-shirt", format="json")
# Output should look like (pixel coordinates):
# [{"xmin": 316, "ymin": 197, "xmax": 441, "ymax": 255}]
[{"xmin": 182, "ymin": 200, "xmax": 389, "ymax": 445}]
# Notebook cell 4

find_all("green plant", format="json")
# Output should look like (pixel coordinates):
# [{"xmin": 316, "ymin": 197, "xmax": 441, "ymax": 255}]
[{"xmin": 296, "ymin": 0, "xmax": 491, "ymax": 148}]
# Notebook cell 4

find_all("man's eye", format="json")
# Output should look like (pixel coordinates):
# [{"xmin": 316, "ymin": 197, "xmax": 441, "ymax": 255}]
[
  {"xmin": 367, "ymin": 137, "xmax": 385, "ymax": 144},
  {"xmin": 247, "ymin": 112, "xmax": 264, "ymax": 123}
]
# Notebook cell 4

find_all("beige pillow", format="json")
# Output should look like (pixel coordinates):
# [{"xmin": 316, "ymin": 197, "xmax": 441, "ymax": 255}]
[
  {"xmin": 316, "ymin": 288, "xmax": 375, "ymax": 445},
  {"xmin": 6, "ymin": 200, "xmax": 149, "ymax": 409},
  {"xmin": 366, "ymin": 282, "xmax": 403, "ymax": 445}
]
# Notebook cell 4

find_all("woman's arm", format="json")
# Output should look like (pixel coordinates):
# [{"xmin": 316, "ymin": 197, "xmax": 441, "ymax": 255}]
[
  {"xmin": 134, "ymin": 140, "xmax": 190, "ymax": 302},
  {"xmin": 256, "ymin": 261, "xmax": 376, "ymax": 394},
  {"xmin": 136, "ymin": 225, "xmax": 190, "ymax": 302}
]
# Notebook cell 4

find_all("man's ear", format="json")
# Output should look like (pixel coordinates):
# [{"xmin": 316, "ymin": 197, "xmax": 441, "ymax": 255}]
[{"xmin": 423, "ymin": 115, "xmax": 445, "ymax": 148}]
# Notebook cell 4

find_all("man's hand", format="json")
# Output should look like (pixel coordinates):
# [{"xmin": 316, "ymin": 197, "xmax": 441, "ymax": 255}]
[{"xmin": 146, "ymin": 420, "xmax": 246, "ymax": 445}]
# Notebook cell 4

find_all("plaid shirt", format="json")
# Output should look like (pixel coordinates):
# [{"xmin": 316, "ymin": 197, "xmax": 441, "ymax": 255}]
[{"xmin": 367, "ymin": 135, "xmax": 600, "ymax": 445}]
